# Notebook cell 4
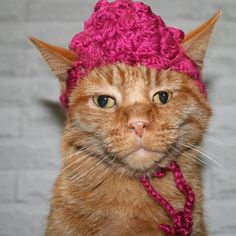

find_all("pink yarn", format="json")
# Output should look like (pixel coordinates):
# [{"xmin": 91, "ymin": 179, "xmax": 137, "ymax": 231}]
[
  {"xmin": 60, "ymin": 0, "xmax": 207, "ymax": 108},
  {"xmin": 140, "ymin": 161, "xmax": 195, "ymax": 236}
]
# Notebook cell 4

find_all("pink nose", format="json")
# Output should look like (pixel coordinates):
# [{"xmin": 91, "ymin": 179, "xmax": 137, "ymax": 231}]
[{"xmin": 128, "ymin": 120, "xmax": 149, "ymax": 137}]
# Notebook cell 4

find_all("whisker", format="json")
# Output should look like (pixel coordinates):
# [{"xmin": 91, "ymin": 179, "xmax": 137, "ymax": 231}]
[
  {"xmin": 53, "ymin": 145, "xmax": 92, "ymax": 165},
  {"xmin": 183, "ymin": 131, "xmax": 223, "ymax": 145},
  {"xmin": 169, "ymin": 144, "xmax": 210, "ymax": 168},
  {"xmin": 61, "ymin": 150, "xmax": 97, "ymax": 173},
  {"xmin": 81, "ymin": 154, "xmax": 119, "ymax": 191},
  {"xmin": 70, "ymin": 155, "xmax": 110, "ymax": 184},
  {"xmin": 179, "ymin": 143, "xmax": 225, "ymax": 169},
  {"xmin": 166, "ymin": 149, "xmax": 175, "ymax": 162},
  {"xmin": 161, "ymin": 140, "xmax": 209, "ymax": 167}
]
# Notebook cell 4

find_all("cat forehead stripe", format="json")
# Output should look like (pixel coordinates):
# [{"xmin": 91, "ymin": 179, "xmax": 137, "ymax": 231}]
[{"xmin": 60, "ymin": 0, "xmax": 207, "ymax": 109}]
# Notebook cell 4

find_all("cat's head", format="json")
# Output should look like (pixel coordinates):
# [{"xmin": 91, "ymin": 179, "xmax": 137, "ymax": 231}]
[{"xmin": 30, "ymin": 1, "xmax": 220, "ymax": 177}]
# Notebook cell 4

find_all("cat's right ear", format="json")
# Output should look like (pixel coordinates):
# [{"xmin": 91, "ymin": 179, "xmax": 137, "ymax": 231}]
[{"xmin": 29, "ymin": 37, "xmax": 78, "ymax": 93}]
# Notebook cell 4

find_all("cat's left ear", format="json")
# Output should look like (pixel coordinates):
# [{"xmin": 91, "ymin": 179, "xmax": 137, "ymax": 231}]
[
  {"xmin": 183, "ymin": 11, "xmax": 221, "ymax": 70},
  {"xmin": 29, "ymin": 37, "xmax": 78, "ymax": 93}
]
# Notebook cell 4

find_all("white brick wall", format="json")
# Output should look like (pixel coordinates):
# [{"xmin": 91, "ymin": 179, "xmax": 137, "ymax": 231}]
[{"xmin": 0, "ymin": 0, "xmax": 236, "ymax": 235}]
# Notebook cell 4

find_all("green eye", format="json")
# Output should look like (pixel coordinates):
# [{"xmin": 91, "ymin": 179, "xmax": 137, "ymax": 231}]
[
  {"xmin": 153, "ymin": 91, "xmax": 172, "ymax": 105},
  {"xmin": 93, "ymin": 95, "xmax": 116, "ymax": 108}
]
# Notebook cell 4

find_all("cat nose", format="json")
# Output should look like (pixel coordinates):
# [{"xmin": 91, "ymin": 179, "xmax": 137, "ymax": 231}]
[{"xmin": 128, "ymin": 120, "xmax": 149, "ymax": 137}]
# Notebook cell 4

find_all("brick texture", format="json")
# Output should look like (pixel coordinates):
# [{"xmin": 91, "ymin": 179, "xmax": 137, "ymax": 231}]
[{"xmin": 0, "ymin": 0, "xmax": 235, "ymax": 235}]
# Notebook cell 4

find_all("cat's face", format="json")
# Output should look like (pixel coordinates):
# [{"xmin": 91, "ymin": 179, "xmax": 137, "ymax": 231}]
[
  {"xmin": 30, "ymin": 10, "xmax": 220, "ymax": 177},
  {"xmin": 65, "ymin": 63, "xmax": 211, "ymax": 176}
]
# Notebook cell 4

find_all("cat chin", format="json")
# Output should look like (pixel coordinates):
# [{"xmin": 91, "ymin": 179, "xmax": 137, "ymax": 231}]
[{"xmin": 124, "ymin": 148, "xmax": 164, "ymax": 171}]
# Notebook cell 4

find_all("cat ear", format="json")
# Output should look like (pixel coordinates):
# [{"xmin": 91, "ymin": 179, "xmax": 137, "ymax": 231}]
[
  {"xmin": 29, "ymin": 37, "xmax": 78, "ymax": 93},
  {"xmin": 182, "ymin": 11, "xmax": 221, "ymax": 70}
]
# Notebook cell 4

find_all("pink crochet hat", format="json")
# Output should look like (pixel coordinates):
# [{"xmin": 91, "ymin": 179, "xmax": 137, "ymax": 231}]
[{"xmin": 60, "ymin": 0, "xmax": 207, "ymax": 108}]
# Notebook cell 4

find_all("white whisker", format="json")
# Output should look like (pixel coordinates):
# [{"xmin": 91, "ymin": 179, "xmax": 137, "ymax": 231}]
[
  {"xmin": 170, "ymin": 144, "xmax": 209, "ymax": 168},
  {"xmin": 179, "ymin": 143, "xmax": 225, "ymax": 169},
  {"xmin": 70, "ymin": 155, "xmax": 109, "ymax": 184},
  {"xmin": 53, "ymin": 146, "xmax": 92, "ymax": 165},
  {"xmin": 61, "ymin": 150, "xmax": 96, "ymax": 173}
]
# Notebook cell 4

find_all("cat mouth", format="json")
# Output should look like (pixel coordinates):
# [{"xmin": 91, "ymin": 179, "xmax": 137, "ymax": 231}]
[
  {"xmin": 124, "ymin": 147, "xmax": 165, "ymax": 171},
  {"xmin": 133, "ymin": 148, "xmax": 160, "ymax": 157}
]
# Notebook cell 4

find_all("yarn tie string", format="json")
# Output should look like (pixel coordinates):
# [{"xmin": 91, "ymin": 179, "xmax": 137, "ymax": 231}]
[{"xmin": 139, "ymin": 161, "xmax": 195, "ymax": 236}]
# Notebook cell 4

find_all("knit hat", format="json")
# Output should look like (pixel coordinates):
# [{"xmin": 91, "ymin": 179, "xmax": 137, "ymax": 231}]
[{"xmin": 59, "ymin": 0, "xmax": 206, "ymax": 108}]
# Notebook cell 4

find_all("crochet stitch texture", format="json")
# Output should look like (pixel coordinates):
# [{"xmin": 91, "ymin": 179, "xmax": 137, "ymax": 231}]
[{"xmin": 60, "ymin": 0, "xmax": 207, "ymax": 108}]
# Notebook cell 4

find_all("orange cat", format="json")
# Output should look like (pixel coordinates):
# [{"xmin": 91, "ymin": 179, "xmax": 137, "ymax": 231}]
[{"xmin": 30, "ymin": 2, "xmax": 220, "ymax": 235}]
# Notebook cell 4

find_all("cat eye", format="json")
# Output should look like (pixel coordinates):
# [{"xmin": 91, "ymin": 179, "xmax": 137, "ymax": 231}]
[
  {"xmin": 93, "ymin": 95, "xmax": 116, "ymax": 108},
  {"xmin": 153, "ymin": 91, "xmax": 172, "ymax": 105}
]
